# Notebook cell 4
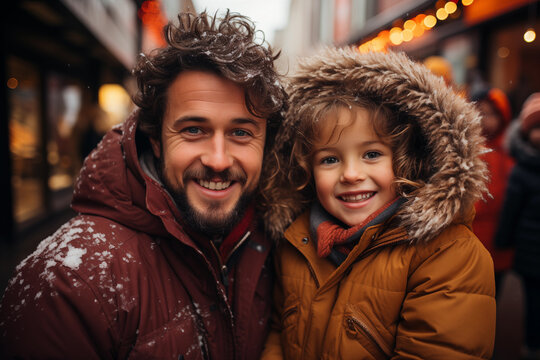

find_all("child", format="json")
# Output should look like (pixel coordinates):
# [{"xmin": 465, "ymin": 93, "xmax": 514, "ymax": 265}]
[
  {"xmin": 470, "ymin": 87, "xmax": 515, "ymax": 294},
  {"xmin": 261, "ymin": 48, "xmax": 496, "ymax": 359},
  {"xmin": 495, "ymin": 93, "xmax": 540, "ymax": 360}
]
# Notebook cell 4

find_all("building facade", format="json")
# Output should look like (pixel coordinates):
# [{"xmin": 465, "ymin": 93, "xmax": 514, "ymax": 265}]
[
  {"xmin": 1, "ymin": 0, "xmax": 194, "ymax": 244},
  {"xmin": 350, "ymin": 0, "xmax": 540, "ymax": 114},
  {"xmin": 275, "ymin": 0, "xmax": 539, "ymax": 115}
]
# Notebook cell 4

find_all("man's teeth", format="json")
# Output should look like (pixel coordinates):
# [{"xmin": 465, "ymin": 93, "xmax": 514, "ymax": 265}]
[
  {"xmin": 198, "ymin": 180, "xmax": 231, "ymax": 190},
  {"xmin": 341, "ymin": 192, "xmax": 374, "ymax": 201}
]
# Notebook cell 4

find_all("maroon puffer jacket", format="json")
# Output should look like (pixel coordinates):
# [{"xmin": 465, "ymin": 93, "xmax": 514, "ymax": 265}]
[{"xmin": 0, "ymin": 112, "xmax": 273, "ymax": 359}]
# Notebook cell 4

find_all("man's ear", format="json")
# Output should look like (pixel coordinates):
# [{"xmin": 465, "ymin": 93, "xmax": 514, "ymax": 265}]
[{"xmin": 149, "ymin": 137, "xmax": 161, "ymax": 158}]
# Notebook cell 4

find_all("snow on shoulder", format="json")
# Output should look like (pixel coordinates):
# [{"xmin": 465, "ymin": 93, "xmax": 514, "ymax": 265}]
[{"xmin": 1, "ymin": 215, "xmax": 137, "ymax": 322}]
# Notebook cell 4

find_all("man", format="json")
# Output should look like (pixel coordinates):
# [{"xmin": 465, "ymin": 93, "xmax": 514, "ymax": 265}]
[{"xmin": 0, "ymin": 11, "xmax": 287, "ymax": 359}]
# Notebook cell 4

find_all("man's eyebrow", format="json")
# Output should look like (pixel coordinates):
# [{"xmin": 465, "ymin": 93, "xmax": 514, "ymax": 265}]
[
  {"xmin": 232, "ymin": 117, "xmax": 264, "ymax": 129},
  {"xmin": 172, "ymin": 116, "xmax": 263, "ymax": 129},
  {"xmin": 172, "ymin": 116, "xmax": 206, "ymax": 128}
]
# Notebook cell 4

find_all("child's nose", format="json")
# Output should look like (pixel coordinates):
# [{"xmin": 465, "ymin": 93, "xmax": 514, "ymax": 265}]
[
  {"xmin": 340, "ymin": 161, "xmax": 366, "ymax": 183},
  {"xmin": 200, "ymin": 134, "xmax": 234, "ymax": 172}
]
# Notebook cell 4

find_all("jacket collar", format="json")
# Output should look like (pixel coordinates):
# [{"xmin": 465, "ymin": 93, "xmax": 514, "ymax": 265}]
[{"xmin": 285, "ymin": 205, "xmax": 475, "ymax": 259}]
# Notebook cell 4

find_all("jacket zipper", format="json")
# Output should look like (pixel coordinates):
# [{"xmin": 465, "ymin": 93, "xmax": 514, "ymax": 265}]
[
  {"xmin": 306, "ymin": 261, "xmax": 320, "ymax": 288},
  {"xmin": 225, "ymin": 231, "xmax": 251, "ymax": 264},
  {"xmin": 345, "ymin": 315, "xmax": 392, "ymax": 357},
  {"xmin": 193, "ymin": 314, "xmax": 211, "ymax": 359},
  {"xmin": 207, "ymin": 231, "xmax": 251, "ymax": 360},
  {"xmin": 210, "ymin": 231, "xmax": 251, "ymax": 288},
  {"xmin": 299, "ymin": 236, "xmax": 406, "ymax": 358}
]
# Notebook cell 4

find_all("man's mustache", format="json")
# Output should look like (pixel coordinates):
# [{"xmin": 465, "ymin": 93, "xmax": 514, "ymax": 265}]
[{"xmin": 183, "ymin": 166, "xmax": 247, "ymax": 184}]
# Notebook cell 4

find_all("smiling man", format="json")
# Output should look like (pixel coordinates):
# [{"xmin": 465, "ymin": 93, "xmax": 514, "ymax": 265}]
[
  {"xmin": 0, "ymin": 11, "xmax": 287, "ymax": 359},
  {"xmin": 152, "ymin": 71, "xmax": 268, "ymax": 237}
]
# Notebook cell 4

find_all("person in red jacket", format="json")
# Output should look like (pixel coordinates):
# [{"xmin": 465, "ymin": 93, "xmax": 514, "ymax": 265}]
[
  {"xmin": 470, "ymin": 87, "xmax": 515, "ymax": 294},
  {"xmin": 495, "ymin": 93, "xmax": 540, "ymax": 359},
  {"xmin": 0, "ymin": 10, "xmax": 287, "ymax": 359}
]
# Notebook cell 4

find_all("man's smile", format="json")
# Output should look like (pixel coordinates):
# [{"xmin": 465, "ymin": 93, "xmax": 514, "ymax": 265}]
[{"xmin": 197, "ymin": 180, "xmax": 232, "ymax": 190}]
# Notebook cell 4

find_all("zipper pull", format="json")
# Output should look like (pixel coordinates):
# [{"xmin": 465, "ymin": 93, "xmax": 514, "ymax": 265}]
[{"xmin": 221, "ymin": 264, "xmax": 229, "ymax": 288}]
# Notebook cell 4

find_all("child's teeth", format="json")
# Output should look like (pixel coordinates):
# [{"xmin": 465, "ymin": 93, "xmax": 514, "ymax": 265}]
[{"xmin": 342, "ymin": 192, "xmax": 374, "ymax": 201}]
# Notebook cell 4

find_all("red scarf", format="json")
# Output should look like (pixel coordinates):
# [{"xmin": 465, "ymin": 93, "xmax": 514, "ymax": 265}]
[{"xmin": 310, "ymin": 198, "xmax": 404, "ymax": 262}]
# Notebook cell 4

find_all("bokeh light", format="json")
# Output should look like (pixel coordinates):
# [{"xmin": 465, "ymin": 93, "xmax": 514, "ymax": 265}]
[
  {"xmin": 389, "ymin": 27, "xmax": 403, "ymax": 45},
  {"xmin": 524, "ymin": 28, "xmax": 536, "ymax": 43},
  {"xmin": 497, "ymin": 47, "xmax": 510, "ymax": 58},
  {"xmin": 424, "ymin": 15, "xmax": 437, "ymax": 28},
  {"xmin": 402, "ymin": 29, "xmax": 414, "ymax": 42},
  {"xmin": 436, "ymin": 8, "xmax": 449, "ymax": 20},
  {"xmin": 445, "ymin": 1, "xmax": 458, "ymax": 14},
  {"xmin": 7, "ymin": 77, "xmax": 18, "ymax": 89}
]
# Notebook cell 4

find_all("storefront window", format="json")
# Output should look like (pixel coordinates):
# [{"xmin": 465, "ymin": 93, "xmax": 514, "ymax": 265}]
[
  {"xmin": 7, "ymin": 60, "xmax": 130, "ymax": 226},
  {"xmin": 46, "ymin": 74, "xmax": 82, "ymax": 192},
  {"xmin": 7, "ymin": 57, "xmax": 45, "ymax": 224},
  {"xmin": 488, "ymin": 18, "xmax": 540, "ymax": 114}
]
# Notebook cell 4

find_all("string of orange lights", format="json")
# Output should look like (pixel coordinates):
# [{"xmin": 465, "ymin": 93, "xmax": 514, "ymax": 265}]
[{"xmin": 358, "ymin": 0, "xmax": 474, "ymax": 53}]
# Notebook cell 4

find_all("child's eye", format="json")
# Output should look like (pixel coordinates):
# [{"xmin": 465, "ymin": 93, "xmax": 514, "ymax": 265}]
[
  {"xmin": 321, "ymin": 156, "xmax": 339, "ymax": 165},
  {"xmin": 365, "ymin": 151, "xmax": 381, "ymax": 160}
]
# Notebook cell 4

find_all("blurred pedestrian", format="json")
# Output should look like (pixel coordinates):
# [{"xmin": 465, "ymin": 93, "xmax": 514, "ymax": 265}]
[
  {"xmin": 423, "ymin": 55, "xmax": 453, "ymax": 86},
  {"xmin": 70, "ymin": 102, "xmax": 111, "ymax": 172},
  {"xmin": 261, "ymin": 48, "xmax": 495, "ymax": 359},
  {"xmin": 423, "ymin": 55, "xmax": 466, "ymax": 97},
  {"xmin": 496, "ymin": 93, "xmax": 540, "ymax": 360},
  {"xmin": 470, "ymin": 87, "xmax": 515, "ymax": 294}
]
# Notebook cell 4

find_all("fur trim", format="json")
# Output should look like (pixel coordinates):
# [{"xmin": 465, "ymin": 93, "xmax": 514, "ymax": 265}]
[{"xmin": 264, "ymin": 48, "xmax": 489, "ymax": 243}]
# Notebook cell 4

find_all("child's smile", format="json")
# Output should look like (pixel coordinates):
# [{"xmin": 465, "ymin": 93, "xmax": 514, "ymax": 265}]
[
  {"xmin": 312, "ymin": 106, "xmax": 396, "ymax": 226},
  {"xmin": 338, "ymin": 191, "xmax": 375, "ymax": 203}
]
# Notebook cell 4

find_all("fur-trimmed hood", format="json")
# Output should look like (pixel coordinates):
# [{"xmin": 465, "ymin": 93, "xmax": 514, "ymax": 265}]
[{"xmin": 264, "ymin": 48, "xmax": 488, "ymax": 243}]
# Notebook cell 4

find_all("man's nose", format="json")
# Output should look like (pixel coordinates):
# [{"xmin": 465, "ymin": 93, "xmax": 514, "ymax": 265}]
[
  {"xmin": 200, "ymin": 134, "xmax": 234, "ymax": 172},
  {"xmin": 340, "ymin": 160, "xmax": 366, "ymax": 183}
]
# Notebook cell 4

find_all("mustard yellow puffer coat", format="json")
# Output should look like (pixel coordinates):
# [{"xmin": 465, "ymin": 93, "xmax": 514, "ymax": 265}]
[
  {"xmin": 260, "ymin": 48, "xmax": 496, "ymax": 359},
  {"xmin": 262, "ymin": 209, "xmax": 495, "ymax": 359}
]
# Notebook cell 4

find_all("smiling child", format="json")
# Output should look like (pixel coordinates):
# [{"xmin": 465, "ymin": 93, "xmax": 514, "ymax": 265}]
[{"xmin": 261, "ymin": 48, "xmax": 496, "ymax": 359}]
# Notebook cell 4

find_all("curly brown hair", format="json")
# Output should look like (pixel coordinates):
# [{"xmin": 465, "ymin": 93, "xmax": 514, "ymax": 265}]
[
  {"xmin": 265, "ymin": 95, "xmax": 430, "ymax": 212},
  {"xmin": 132, "ymin": 10, "xmax": 287, "ymax": 152}
]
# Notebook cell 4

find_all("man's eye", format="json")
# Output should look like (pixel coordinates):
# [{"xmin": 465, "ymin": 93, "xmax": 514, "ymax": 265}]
[
  {"xmin": 232, "ymin": 129, "xmax": 251, "ymax": 137},
  {"xmin": 321, "ymin": 156, "xmax": 339, "ymax": 165},
  {"xmin": 365, "ymin": 151, "xmax": 381, "ymax": 160},
  {"xmin": 184, "ymin": 127, "xmax": 202, "ymax": 135}
]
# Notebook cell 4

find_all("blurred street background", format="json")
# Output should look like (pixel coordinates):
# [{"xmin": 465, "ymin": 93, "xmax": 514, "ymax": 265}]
[{"xmin": 1, "ymin": 0, "xmax": 539, "ymax": 358}]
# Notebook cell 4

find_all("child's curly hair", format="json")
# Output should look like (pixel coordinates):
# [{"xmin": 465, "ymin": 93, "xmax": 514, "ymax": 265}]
[
  {"xmin": 264, "ymin": 95, "xmax": 430, "ymax": 212},
  {"xmin": 132, "ymin": 10, "xmax": 287, "ymax": 152}
]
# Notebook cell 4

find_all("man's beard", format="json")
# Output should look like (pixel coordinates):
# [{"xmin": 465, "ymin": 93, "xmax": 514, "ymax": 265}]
[{"xmin": 156, "ymin": 154, "xmax": 255, "ymax": 238}]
